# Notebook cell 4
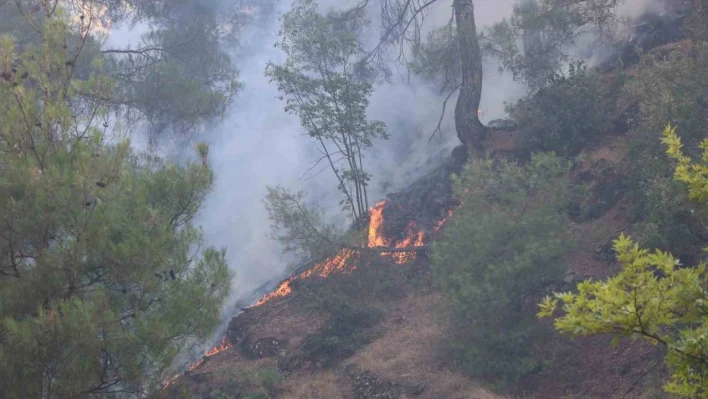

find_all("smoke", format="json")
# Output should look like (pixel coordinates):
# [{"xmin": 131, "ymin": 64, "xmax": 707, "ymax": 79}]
[
  {"xmin": 191, "ymin": 0, "xmax": 532, "ymax": 316},
  {"xmin": 103, "ymin": 0, "xmax": 669, "ymax": 359},
  {"xmin": 198, "ymin": 0, "xmax": 670, "ymax": 309}
]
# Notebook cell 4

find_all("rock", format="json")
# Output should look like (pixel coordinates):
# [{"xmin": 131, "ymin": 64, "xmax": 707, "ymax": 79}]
[
  {"xmin": 487, "ymin": 118, "xmax": 518, "ymax": 131},
  {"xmin": 393, "ymin": 315, "xmax": 406, "ymax": 324},
  {"xmin": 563, "ymin": 273, "xmax": 578, "ymax": 285}
]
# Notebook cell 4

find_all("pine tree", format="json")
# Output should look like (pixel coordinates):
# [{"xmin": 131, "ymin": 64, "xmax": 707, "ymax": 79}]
[
  {"xmin": 432, "ymin": 153, "xmax": 570, "ymax": 385},
  {"xmin": 0, "ymin": 5, "xmax": 230, "ymax": 397}
]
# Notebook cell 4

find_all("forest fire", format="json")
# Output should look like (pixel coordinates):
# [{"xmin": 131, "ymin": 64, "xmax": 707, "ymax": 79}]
[
  {"xmin": 162, "ymin": 337, "xmax": 233, "ymax": 388},
  {"xmin": 391, "ymin": 222, "xmax": 425, "ymax": 264},
  {"xmin": 255, "ymin": 200, "xmax": 446, "ymax": 306},
  {"xmin": 433, "ymin": 209, "xmax": 454, "ymax": 232},
  {"xmin": 204, "ymin": 336, "xmax": 232, "ymax": 357}
]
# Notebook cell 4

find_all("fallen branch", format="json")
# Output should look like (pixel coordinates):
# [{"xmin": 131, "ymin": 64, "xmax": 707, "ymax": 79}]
[{"xmin": 343, "ymin": 244, "xmax": 429, "ymax": 253}]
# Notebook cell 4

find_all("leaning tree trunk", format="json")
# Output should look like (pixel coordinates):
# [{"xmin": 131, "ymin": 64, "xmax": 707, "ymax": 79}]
[{"xmin": 453, "ymin": 0, "xmax": 487, "ymax": 150}]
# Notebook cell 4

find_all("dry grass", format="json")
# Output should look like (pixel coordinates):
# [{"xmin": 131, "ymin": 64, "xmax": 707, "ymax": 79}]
[
  {"xmin": 578, "ymin": 135, "xmax": 626, "ymax": 173},
  {"xmin": 349, "ymin": 294, "xmax": 508, "ymax": 399},
  {"xmin": 241, "ymin": 295, "xmax": 327, "ymax": 348},
  {"xmin": 280, "ymin": 371, "xmax": 349, "ymax": 399}
]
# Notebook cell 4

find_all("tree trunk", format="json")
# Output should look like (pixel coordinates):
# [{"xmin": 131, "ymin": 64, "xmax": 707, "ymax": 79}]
[
  {"xmin": 453, "ymin": 0, "xmax": 486, "ymax": 150},
  {"xmin": 520, "ymin": 0, "xmax": 542, "ymax": 57}
]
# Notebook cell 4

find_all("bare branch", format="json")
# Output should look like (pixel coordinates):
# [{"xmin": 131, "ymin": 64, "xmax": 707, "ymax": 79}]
[{"xmin": 428, "ymin": 83, "xmax": 461, "ymax": 143}]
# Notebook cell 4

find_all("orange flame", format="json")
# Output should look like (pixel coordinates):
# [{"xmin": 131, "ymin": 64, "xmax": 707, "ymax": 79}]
[
  {"xmin": 162, "ymin": 336, "xmax": 233, "ymax": 388},
  {"xmin": 255, "ymin": 248, "xmax": 357, "ymax": 306},
  {"xmin": 188, "ymin": 358, "xmax": 204, "ymax": 372},
  {"xmin": 368, "ymin": 200, "xmax": 388, "ymax": 248},
  {"xmin": 391, "ymin": 222, "xmax": 425, "ymax": 264},
  {"xmin": 204, "ymin": 336, "xmax": 232, "ymax": 357},
  {"xmin": 255, "ymin": 200, "xmax": 453, "ymax": 306},
  {"xmin": 433, "ymin": 209, "xmax": 454, "ymax": 232},
  {"xmin": 162, "ymin": 374, "xmax": 180, "ymax": 389},
  {"xmin": 256, "ymin": 280, "xmax": 293, "ymax": 306}
]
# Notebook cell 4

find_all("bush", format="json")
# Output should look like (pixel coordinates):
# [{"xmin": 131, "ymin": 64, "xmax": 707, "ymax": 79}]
[
  {"xmin": 621, "ymin": 43, "xmax": 708, "ymax": 258},
  {"xmin": 301, "ymin": 298, "xmax": 383, "ymax": 366},
  {"xmin": 565, "ymin": 159, "xmax": 625, "ymax": 222},
  {"xmin": 258, "ymin": 369, "xmax": 284, "ymax": 397},
  {"xmin": 432, "ymin": 153, "xmax": 571, "ymax": 386},
  {"xmin": 508, "ymin": 62, "xmax": 615, "ymax": 156}
]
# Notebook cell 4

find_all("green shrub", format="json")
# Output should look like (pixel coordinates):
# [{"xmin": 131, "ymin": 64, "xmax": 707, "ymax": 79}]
[
  {"xmin": 565, "ymin": 159, "xmax": 625, "ymax": 222},
  {"xmin": 621, "ymin": 43, "xmax": 708, "ymax": 258},
  {"xmin": 508, "ymin": 62, "xmax": 615, "ymax": 156},
  {"xmin": 432, "ymin": 153, "xmax": 571, "ymax": 386},
  {"xmin": 258, "ymin": 369, "xmax": 284, "ymax": 396}
]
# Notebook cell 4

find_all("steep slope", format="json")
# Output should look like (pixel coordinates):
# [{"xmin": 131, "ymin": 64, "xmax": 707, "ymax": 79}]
[
  {"xmin": 158, "ymin": 133, "xmax": 667, "ymax": 399},
  {"xmin": 159, "ymin": 21, "xmax": 698, "ymax": 399}
]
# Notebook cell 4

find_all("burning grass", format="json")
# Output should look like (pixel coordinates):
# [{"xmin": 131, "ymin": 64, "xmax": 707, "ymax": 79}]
[
  {"xmin": 162, "ymin": 336, "xmax": 234, "ymax": 389},
  {"xmin": 256, "ymin": 200, "xmax": 437, "ymax": 306}
]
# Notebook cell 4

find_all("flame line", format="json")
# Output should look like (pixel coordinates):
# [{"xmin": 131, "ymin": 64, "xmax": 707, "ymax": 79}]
[
  {"xmin": 255, "ymin": 200, "xmax": 453, "ymax": 306},
  {"xmin": 162, "ymin": 336, "xmax": 233, "ymax": 389}
]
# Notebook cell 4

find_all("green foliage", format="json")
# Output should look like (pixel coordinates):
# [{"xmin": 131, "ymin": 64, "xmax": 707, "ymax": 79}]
[
  {"xmin": 0, "ymin": 5, "xmax": 230, "ymax": 398},
  {"xmin": 565, "ymin": 159, "xmax": 625, "ymax": 222},
  {"xmin": 622, "ymin": 42, "xmax": 708, "ymax": 255},
  {"xmin": 684, "ymin": 0, "xmax": 708, "ymax": 43},
  {"xmin": 508, "ymin": 62, "xmax": 615, "ymax": 156},
  {"xmin": 258, "ymin": 369, "xmax": 285, "ymax": 396},
  {"xmin": 0, "ymin": 0, "xmax": 244, "ymax": 140},
  {"xmin": 628, "ymin": 176, "xmax": 698, "ymax": 256},
  {"xmin": 540, "ymin": 234, "xmax": 708, "ymax": 398},
  {"xmin": 410, "ymin": 23, "xmax": 460, "ymax": 94},
  {"xmin": 483, "ymin": 0, "xmax": 623, "ymax": 91},
  {"xmin": 542, "ymin": 126, "xmax": 708, "ymax": 398},
  {"xmin": 104, "ymin": 6, "xmax": 242, "ymax": 139},
  {"xmin": 483, "ymin": 0, "xmax": 571, "ymax": 91},
  {"xmin": 265, "ymin": 0, "xmax": 387, "ymax": 222},
  {"xmin": 264, "ymin": 186, "xmax": 343, "ymax": 268},
  {"xmin": 431, "ymin": 153, "xmax": 571, "ymax": 385},
  {"xmin": 663, "ymin": 124, "xmax": 708, "ymax": 202}
]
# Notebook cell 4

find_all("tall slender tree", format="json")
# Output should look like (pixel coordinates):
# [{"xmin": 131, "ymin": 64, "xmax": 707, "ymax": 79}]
[{"xmin": 266, "ymin": 0, "xmax": 388, "ymax": 224}]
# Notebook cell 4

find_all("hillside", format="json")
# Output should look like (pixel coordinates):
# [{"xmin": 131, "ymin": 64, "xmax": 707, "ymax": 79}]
[
  {"xmin": 157, "ymin": 9, "xmax": 701, "ymax": 399},
  {"xmin": 160, "ymin": 131, "xmax": 667, "ymax": 399}
]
